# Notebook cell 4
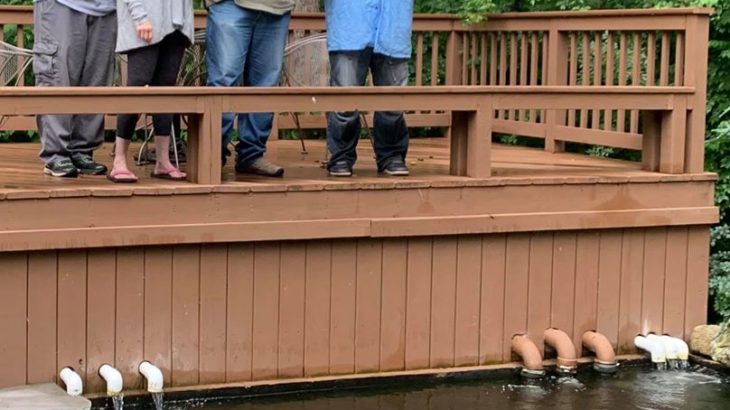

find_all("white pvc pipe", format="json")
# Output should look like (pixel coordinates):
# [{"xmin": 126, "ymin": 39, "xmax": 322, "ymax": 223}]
[
  {"xmin": 59, "ymin": 367, "xmax": 83, "ymax": 396},
  {"xmin": 665, "ymin": 336, "xmax": 690, "ymax": 361},
  {"xmin": 138, "ymin": 361, "xmax": 164, "ymax": 393},
  {"xmin": 634, "ymin": 335, "xmax": 666, "ymax": 363},
  {"xmin": 98, "ymin": 364, "xmax": 123, "ymax": 397},
  {"xmin": 656, "ymin": 335, "xmax": 679, "ymax": 360}
]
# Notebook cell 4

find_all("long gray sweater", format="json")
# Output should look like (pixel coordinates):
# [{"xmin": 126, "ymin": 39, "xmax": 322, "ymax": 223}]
[{"xmin": 116, "ymin": 0, "xmax": 195, "ymax": 53}]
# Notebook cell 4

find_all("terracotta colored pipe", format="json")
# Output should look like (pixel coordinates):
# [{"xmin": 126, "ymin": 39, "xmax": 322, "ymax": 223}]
[
  {"xmin": 511, "ymin": 334, "xmax": 545, "ymax": 376},
  {"xmin": 544, "ymin": 328, "xmax": 578, "ymax": 372},
  {"xmin": 583, "ymin": 331, "xmax": 619, "ymax": 373}
]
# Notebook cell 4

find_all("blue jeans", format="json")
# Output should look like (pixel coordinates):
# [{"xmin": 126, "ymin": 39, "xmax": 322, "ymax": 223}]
[
  {"xmin": 327, "ymin": 48, "xmax": 410, "ymax": 171},
  {"xmin": 206, "ymin": 0, "xmax": 291, "ymax": 165}
]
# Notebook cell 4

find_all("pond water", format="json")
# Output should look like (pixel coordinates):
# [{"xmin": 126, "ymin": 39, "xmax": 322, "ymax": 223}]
[{"xmin": 130, "ymin": 364, "xmax": 730, "ymax": 410}]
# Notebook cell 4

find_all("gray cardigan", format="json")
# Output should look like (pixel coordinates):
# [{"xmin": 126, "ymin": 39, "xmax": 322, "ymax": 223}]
[{"xmin": 116, "ymin": 0, "xmax": 195, "ymax": 53}]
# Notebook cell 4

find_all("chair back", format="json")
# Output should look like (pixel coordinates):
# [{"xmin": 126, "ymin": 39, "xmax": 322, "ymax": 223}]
[
  {"xmin": 282, "ymin": 33, "xmax": 329, "ymax": 87},
  {"xmin": 0, "ymin": 41, "xmax": 32, "ymax": 86}
]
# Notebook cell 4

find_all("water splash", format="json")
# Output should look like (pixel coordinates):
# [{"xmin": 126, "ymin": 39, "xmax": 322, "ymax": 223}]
[
  {"xmin": 678, "ymin": 360, "xmax": 690, "ymax": 370},
  {"xmin": 655, "ymin": 362, "xmax": 667, "ymax": 371},
  {"xmin": 152, "ymin": 392, "xmax": 164, "ymax": 410},
  {"xmin": 111, "ymin": 394, "xmax": 124, "ymax": 410}
]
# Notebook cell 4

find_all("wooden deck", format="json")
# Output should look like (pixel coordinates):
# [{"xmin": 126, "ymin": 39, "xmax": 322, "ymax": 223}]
[
  {"xmin": 0, "ymin": 6, "xmax": 716, "ymax": 397},
  {"xmin": 0, "ymin": 137, "xmax": 692, "ymax": 195}
]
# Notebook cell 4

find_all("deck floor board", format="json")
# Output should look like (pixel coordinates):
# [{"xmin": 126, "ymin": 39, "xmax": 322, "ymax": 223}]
[{"xmin": 0, "ymin": 138, "xmax": 661, "ymax": 194}]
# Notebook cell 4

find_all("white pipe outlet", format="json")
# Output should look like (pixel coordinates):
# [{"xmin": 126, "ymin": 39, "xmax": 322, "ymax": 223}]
[
  {"xmin": 655, "ymin": 335, "xmax": 679, "ymax": 360},
  {"xmin": 634, "ymin": 335, "xmax": 666, "ymax": 363},
  {"xmin": 59, "ymin": 367, "xmax": 83, "ymax": 396},
  {"xmin": 138, "ymin": 361, "xmax": 164, "ymax": 393},
  {"xmin": 98, "ymin": 364, "xmax": 123, "ymax": 397},
  {"xmin": 664, "ymin": 336, "xmax": 690, "ymax": 361}
]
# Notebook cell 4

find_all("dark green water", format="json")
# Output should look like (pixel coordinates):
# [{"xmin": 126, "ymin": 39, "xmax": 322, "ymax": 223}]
[{"xmin": 141, "ymin": 365, "xmax": 730, "ymax": 410}]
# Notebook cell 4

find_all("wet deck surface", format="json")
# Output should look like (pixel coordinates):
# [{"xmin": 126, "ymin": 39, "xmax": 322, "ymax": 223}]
[{"xmin": 0, "ymin": 138, "xmax": 665, "ymax": 194}]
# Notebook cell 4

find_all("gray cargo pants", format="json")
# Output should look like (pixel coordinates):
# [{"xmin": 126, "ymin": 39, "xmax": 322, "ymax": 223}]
[{"xmin": 33, "ymin": 0, "xmax": 117, "ymax": 164}]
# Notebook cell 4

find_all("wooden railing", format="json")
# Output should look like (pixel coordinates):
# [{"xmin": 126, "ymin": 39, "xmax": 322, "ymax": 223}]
[
  {"xmin": 0, "ymin": 7, "xmax": 711, "ymax": 174},
  {"xmin": 0, "ymin": 85, "xmax": 693, "ymax": 184}
]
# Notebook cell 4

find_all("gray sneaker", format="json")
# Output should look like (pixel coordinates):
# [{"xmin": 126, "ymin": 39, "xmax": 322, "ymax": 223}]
[{"xmin": 236, "ymin": 157, "xmax": 284, "ymax": 177}]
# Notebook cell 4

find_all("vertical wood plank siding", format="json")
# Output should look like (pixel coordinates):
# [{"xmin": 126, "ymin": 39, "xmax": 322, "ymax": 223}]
[{"xmin": 0, "ymin": 226, "xmax": 710, "ymax": 392}]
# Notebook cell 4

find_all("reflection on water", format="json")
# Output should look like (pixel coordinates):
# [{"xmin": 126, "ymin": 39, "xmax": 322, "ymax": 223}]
[{"xmin": 161, "ymin": 365, "xmax": 730, "ymax": 410}]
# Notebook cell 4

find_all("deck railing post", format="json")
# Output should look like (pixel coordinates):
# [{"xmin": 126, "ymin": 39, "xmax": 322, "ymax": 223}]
[
  {"xmin": 682, "ymin": 14, "xmax": 710, "ymax": 173},
  {"xmin": 545, "ymin": 24, "xmax": 569, "ymax": 153},
  {"xmin": 444, "ymin": 28, "xmax": 463, "ymax": 144},
  {"xmin": 449, "ymin": 99, "xmax": 493, "ymax": 178},
  {"xmin": 186, "ymin": 95, "xmax": 223, "ymax": 185}
]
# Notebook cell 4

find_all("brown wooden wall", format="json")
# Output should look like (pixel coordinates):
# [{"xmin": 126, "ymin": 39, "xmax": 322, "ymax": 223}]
[{"xmin": 0, "ymin": 226, "xmax": 709, "ymax": 393}]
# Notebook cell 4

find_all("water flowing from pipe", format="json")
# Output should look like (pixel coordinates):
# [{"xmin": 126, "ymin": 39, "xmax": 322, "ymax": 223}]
[
  {"xmin": 152, "ymin": 392, "xmax": 164, "ymax": 410},
  {"xmin": 112, "ymin": 394, "xmax": 124, "ymax": 410}
]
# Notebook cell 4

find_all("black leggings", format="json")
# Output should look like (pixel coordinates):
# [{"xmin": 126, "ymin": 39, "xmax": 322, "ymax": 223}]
[{"xmin": 116, "ymin": 30, "xmax": 188, "ymax": 139}]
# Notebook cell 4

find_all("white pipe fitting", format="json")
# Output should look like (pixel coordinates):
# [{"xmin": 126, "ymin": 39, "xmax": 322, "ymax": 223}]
[
  {"xmin": 655, "ymin": 335, "xmax": 679, "ymax": 360},
  {"xmin": 635, "ymin": 335, "xmax": 666, "ymax": 363},
  {"xmin": 138, "ymin": 361, "xmax": 164, "ymax": 393},
  {"xmin": 98, "ymin": 364, "xmax": 123, "ymax": 397},
  {"xmin": 664, "ymin": 336, "xmax": 690, "ymax": 361},
  {"xmin": 59, "ymin": 367, "xmax": 83, "ymax": 396}
]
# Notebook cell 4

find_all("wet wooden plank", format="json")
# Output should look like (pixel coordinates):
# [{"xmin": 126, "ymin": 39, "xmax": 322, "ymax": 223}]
[
  {"xmin": 57, "ymin": 251, "xmax": 87, "ymax": 384},
  {"xmin": 642, "ymin": 227, "xmax": 667, "ymax": 335},
  {"xmin": 503, "ymin": 233, "xmax": 530, "ymax": 361},
  {"xmin": 663, "ymin": 227, "xmax": 688, "ymax": 338},
  {"xmin": 199, "ymin": 245, "xmax": 228, "ymax": 383},
  {"xmin": 0, "ymin": 253, "xmax": 27, "ymax": 387},
  {"xmin": 226, "ymin": 243, "xmax": 254, "ymax": 382},
  {"xmin": 596, "ymin": 231, "xmax": 623, "ymax": 347},
  {"xmin": 528, "ymin": 232, "xmax": 553, "ymax": 355},
  {"xmin": 252, "ymin": 242, "xmax": 281, "ymax": 380},
  {"xmin": 618, "ymin": 230, "xmax": 645, "ymax": 353},
  {"xmin": 116, "ymin": 248, "xmax": 144, "ymax": 389},
  {"xmin": 355, "ymin": 239, "xmax": 383, "ymax": 373},
  {"xmin": 26, "ymin": 251, "xmax": 57, "ymax": 385},
  {"xmin": 278, "ymin": 242, "xmax": 306, "ymax": 378},
  {"xmin": 480, "ymin": 234, "xmax": 506, "ymax": 364},
  {"xmin": 550, "ymin": 233, "xmax": 577, "ymax": 342},
  {"xmin": 454, "ymin": 236, "xmax": 482, "ymax": 366},
  {"xmin": 572, "ymin": 232, "xmax": 600, "ymax": 353},
  {"xmin": 430, "ymin": 237, "xmax": 458, "ymax": 367},
  {"xmin": 684, "ymin": 227, "xmax": 710, "ymax": 339},
  {"xmin": 405, "ymin": 238, "xmax": 432, "ymax": 369},
  {"xmin": 85, "ymin": 250, "xmax": 116, "ymax": 392},
  {"xmin": 304, "ymin": 241, "xmax": 331, "ymax": 377},
  {"xmin": 329, "ymin": 240, "xmax": 357, "ymax": 374},
  {"xmin": 379, "ymin": 239, "xmax": 407, "ymax": 371},
  {"xmin": 171, "ymin": 245, "xmax": 200, "ymax": 386}
]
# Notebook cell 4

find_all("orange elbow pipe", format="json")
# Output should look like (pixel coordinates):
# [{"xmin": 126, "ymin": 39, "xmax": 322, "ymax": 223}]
[
  {"xmin": 511, "ymin": 335, "xmax": 545, "ymax": 377},
  {"xmin": 544, "ymin": 328, "xmax": 578, "ymax": 372},
  {"xmin": 582, "ymin": 331, "xmax": 619, "ymax": 373},
  {"xmin": 582, "ymin": 331, "xmax": 616, "ymax": 364}
]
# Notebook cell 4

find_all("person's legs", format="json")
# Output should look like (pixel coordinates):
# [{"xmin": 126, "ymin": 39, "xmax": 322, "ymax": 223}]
[
  {"xmin": 235, "ymin": 10, "xmax": 291, "ymax": 174},
  {"xmin": 206, "ymin": 0, "xmax": 254, "ymax": 164},
  {"xmin": 111, "ymin": 43, "xmax": 161, "ymax": 182},
  {"xmin": 370, "ymin": 53, "xmax": 410, "ymax": 174},
  {"xmin": 69, "ymin": 9, "xmax": 117, "ymax": 175},
  {"xmin": 326, "ymin": 49, "xmax": 371, "ymax": 174},
  {"xmin": 150, "ymin": 31, "xmax": 188, "ymax": 179},
  {"xmin": 34, "ymin": 0, "xmax": 87, "ymax": 176}
]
